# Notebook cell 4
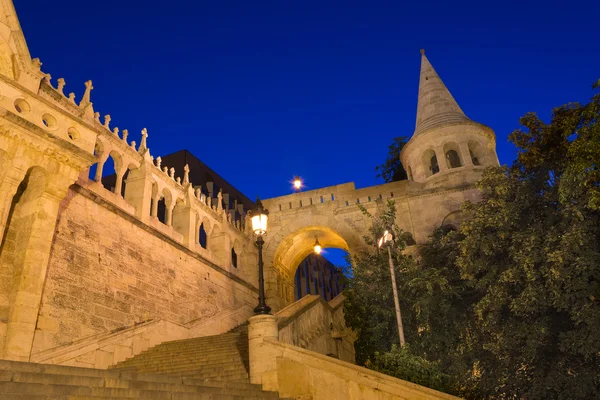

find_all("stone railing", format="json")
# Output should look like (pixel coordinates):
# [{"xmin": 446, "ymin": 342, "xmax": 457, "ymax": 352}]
[
  {"xmin": 275, "ymin": 294, "xmax": 355, "ymax": 363},
  {"xmin": 248, "ymin": 304, "xmax": 458, "ymax": 400},
  {"xmin": 30, "ymin": 305, "xmax": 254, "ymax": 369}
]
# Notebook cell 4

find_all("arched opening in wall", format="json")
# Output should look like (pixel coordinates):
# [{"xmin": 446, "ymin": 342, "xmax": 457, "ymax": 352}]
[
  {"xmin": 100, "ymin": 151, "xmax": 123, "ymax": 194},
  {"xmin": 294, "ymin": 247, "xmax": 350, "ymax": 302},
  {"xmin": 421, "ymin": 149, "xmax": 439, "ymax": 177},
  {"xmin": 468, "ymin": 140, "xmax": 486, "ymax": 166},
  {"xmin": 231, "ymin": 248, "xmax": 238, "ymax": 268},
  {"xmin": 88, "ymin": 139, "xmax": 104, "ymax": 181},
  {"xmin": 157, "ymin": 189, "xmax": 172, "ymax": 225},
  {"xmin": 0, "ymin": 167, "xmax": 49, "ymax": 302},
  {"xmin": 443, "ymin": 142, "xmax": 462, "ymax": 169},
  {"xmin": 199, "ymin": 223, "xmax": 208, "ymax": 249},
  {"xmin": 272, "ymin": 225, "xmax": 360, "ymax": 305}
]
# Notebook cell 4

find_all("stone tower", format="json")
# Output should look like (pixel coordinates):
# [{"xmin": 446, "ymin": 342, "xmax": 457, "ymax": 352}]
[{"xmin": 400, "ymin": 50, "xmax": 499, "ymax": 187}]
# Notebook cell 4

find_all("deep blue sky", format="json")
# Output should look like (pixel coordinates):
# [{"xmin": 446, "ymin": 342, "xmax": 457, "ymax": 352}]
[{"xmin": 17, "ymin": 0, "xmax": 600, "ymax": 265}]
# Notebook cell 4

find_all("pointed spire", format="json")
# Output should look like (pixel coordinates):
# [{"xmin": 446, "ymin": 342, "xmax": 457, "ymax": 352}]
[{"xmin": 414, "ymin": 50, "xmax": 469, "ymax": 136}]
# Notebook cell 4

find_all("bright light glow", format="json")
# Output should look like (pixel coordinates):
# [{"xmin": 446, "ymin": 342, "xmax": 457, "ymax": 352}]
[
  {"xmin": 314, "ymin": 237, "xmax": 322, "ymax": 254},
  {"xmin": 293, "ymin": 175, "xmax": 302, "ymax": 191},
  {"xmin": 251, "ymin": 213, "xmax": 268, "ymax": 236},
  {"xmin": 378, "ymin": 230, "xmax": 393, "ymax": 248}
]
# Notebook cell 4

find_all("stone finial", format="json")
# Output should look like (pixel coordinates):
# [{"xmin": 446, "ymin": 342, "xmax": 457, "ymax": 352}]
[
  {"xmin": 176, "ymin": 177, "xmax": 181, "ymax": 185},
  {"xmin": 57, "ymin": 78, "xmax": 66, "ymax": 95},
  {"xmin": 32, "ymin": 58, "xmax": 42, "ymax": 70},
  {"xmin": 130, "ymin": 141, "xmax": 136, "ymax": 149},
  {"xmin": 122, "ymin": 129, "xmax": 129, "ymax": 142},
  {"xmin": 194, "ymin": 187, "xmax": 201, "ymax": 199},
  {"xmin": 207, "ymin": 196, "xmax": 212, "ymax": 207},
  {"xmin": 217, "ymin": 189, "xmax": 223, "ymax": 212},
  {"xmin": 80, "ymin": 80, "xmax": 93, "ymax": 107},
  {"xmin": 68, "ymin": 92, "xmax": 76, "ymax": 104},
  {"xmin": 162, "ymin": 166, "xmax": 168, "ymax": 174},
  {"xmin": 112, "ymin": 127, "xmax": 119, "ymax": 136},
  {"xmin": 155, "ymin": 156, "xmax": 162, "ymax": 169},
  {"xmin": 43, "ymin": 73, "xmax": 52, "ymax": 85},
  {"xmin": 169, "ymin": 167, "xmax": 175, "ymax": 180},
  {"xmin": 103, "ymin": 115, "xmax": 111, "ymax": 129},
  {"xmin": 183, "ymin": 164, "xmax": 190, "ymax": 185},
  {"xmin": 94, "ymin": 112, "xmax": 101, "ymax": 123},
  {"xmin": 420, "ymin": 48, "xmax": 425, "ymax": 55},
  {"xmin": 139, "ymin": 128, "xmax": 148, "ymax": 152}
]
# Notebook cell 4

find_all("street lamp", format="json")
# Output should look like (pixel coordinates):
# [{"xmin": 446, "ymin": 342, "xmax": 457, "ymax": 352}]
[
  {"xmin": 313, "ymin": 237, "xmax": 322, "ymax": 254},
  {"xmin": 378, "ymin": 230, "xmax": 406, "ymax": 347},
  {"xmin": 249, "ymin": 197, "xmax": 271, "ymax": 315}
]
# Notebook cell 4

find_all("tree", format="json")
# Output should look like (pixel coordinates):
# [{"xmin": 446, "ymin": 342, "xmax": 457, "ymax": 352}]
[
  {"xmin": 375, "ymin": 136, "xmax": 408, "ymax": 182},
  {"xmin": 347, "ymin": 80, "xmax": 600, "ymax": 399},
  {"xmin": 343, "ymin": 199, "xmax": 413, "ymax": 364},
  {"xmin": 452, "ymin": 81, "xmax": 600, "ymax": 399}
]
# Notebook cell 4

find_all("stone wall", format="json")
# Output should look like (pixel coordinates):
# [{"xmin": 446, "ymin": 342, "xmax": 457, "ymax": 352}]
[{"xmin": 30, "ymin": 181, "xmax": 258, "ymax": 359}]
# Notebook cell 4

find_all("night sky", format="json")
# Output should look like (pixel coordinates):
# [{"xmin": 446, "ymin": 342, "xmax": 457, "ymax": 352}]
[{"xmin": 17, "ymin": 0, "xmax": 600, "ymax": 266}]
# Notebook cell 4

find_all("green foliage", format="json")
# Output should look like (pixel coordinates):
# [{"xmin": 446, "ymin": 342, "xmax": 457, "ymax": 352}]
[
  {"xmin": 375, "ymin": 136, "xmax": 409, "ymax": 182},
  {"xmin": 366, "ymin": 345, "xmax": 453, "ymax": 393},
  {"xmin": 347, "ymin": 80, "xmax": 600, "ymax": 399},
  {"xmin": 344, "ymin": 200, "xmax": 412, "ymax": 364}
]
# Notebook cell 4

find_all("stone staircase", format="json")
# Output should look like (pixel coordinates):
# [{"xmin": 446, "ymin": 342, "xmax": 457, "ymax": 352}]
[
  {"xmin": 110, "ymin": 326, "xmax": 251, "ymax": 382},
  {"xmin": 0, "ymin": 326, "xmax": 288, "ymax": 399}
]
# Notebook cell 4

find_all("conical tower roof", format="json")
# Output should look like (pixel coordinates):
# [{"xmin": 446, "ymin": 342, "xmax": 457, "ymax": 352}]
[{"xmin": 413, "ymin": 50, "xmax": 469, "ymax": 136}]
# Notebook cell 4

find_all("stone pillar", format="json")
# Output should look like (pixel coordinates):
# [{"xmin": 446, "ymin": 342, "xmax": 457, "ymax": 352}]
[
  {"xmin": 248, "ymin": 314, "xmax": 279, "ymax": 385},
  {"xmin": 124, "ymin": 161, "xmax": 154, "ymax": 220},
  {"xmin": 2, "ymin": 180, "xmax": 69, "ymax": 361},
  {"xmin": 113, "ymin": 167, "xmax": 127, "ymax": 196},
  {"xmin": 209, "ymin": 231, "xmax": 231, "ymax": 267},
  {"xmin": 459, "ymin": 142, "xmax": 473, "ymax": 167},
  {"xmin": 172, "ymin": 195, "xmax": 196, "ymax": 247},
  {"xmin": 435, "ymin": 146, "xmax": 449, "ymax": 172}
]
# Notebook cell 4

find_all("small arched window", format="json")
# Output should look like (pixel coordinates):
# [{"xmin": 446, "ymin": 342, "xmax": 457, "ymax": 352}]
[
  {"xmin": 430, "ymin": 154, "xmax": 440, "ymax": 175},
  {"xmin": 199, "ymin": 223, "xmax": 208, "ymax": 249},
  {"xmin": 446, "ymin": 150, "xmax": 461, "ymax": 168},
  {"xmin": 470, "ymin": 149, "xmax": 480, "ymax": 165},
  {"xmin": 231, "ymin": 248, "xmax": 238, "ymax": 268}
]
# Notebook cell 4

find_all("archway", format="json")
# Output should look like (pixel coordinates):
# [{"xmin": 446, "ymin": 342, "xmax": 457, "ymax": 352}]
[{"xmin": 267, "ymin": 224, "xmax": 363, "ymax": 309}]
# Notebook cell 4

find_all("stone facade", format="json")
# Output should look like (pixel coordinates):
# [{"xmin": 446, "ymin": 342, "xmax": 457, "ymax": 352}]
[{"xmin": 0, "ymin": 0, "xmax": 498, "ymax": 368}]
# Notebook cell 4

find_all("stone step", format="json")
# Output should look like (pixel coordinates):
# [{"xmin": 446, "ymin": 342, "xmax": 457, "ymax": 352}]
[
  {"xmin": 115, "ymin": 357, "xmax": 248, "ymax": 370},
  {"xmin": 131, "ymin": 365, "xmax": 249, "ymax": 377},
  {"xmin": 0, "ymin": 360, "xmax": 279, "ymax": 399},
  {"xmin": 115, "ymin": 349, "xmax": 248, "ymax": 364},
  {"xmin": 141, "ymin": 344, "xmax": 248, "ymax": 355}
]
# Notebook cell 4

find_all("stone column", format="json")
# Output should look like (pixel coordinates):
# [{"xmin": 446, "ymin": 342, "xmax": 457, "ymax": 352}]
[
  {"xmin": 2, "ymin": 181, "xmax": 69, "ymax": 361},
  {"xmin": 459, "ymin": 142, "xmax": 474, "ymax": 167},
  {"xmin": 435, "ymin": 146, "xmax": 449, "ymax": 172},
  {"xmin": 248, "ymin": 314, "xmax": 279, "ymax": 385},
  {"xmin": 124, "ymin": 161, "xmax": 154, "ymax": 220},
  {"xmin": 172, "ymin": 194, "xmax": 196, "ymax": 247}
]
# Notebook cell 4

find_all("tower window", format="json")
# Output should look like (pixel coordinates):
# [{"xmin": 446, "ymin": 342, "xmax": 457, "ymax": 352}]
[
  {"xmin": 470, "ymin": 149, "xmax": 480, "ymax": 165},
  {"xmin": 430, "ymin": 154, "xmax": 440, "ymax": 175},
  {"xmin": 231, "ymin": 248, "xmax": 237, "ymax": 268},
  {"xmin": 446, "ymin": 150, "xmax": 462, "ymax": 168}
]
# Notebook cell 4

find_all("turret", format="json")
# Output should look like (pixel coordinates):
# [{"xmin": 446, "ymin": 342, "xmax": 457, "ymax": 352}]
[{"xmin": 400, "ymin": 50, "xmax": 499, "ymax": 186}]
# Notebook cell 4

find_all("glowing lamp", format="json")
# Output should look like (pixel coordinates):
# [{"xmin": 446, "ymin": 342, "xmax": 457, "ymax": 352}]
[
  {"xmin": 378, "ymin": 230, "xmax": 394, "ymax": 248},
  {"xmin": 314, "ymin": 237, "xmax": 322, "ymax": 254},
  {"xmin": 249, "ymin": 198, "xmax": 269, "ymax": 236}
]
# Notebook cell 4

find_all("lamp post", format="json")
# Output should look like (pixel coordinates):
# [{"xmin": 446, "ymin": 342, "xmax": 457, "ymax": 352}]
[
  {"xmin": 378, "ymin": 230, "xmax": 406, "ymax": 347},
  {"xmin": 293, "ymin": 176, "xmax": 302, "ymax": 191},
  {"xmin": 249, "ymin": 197, "xmax": 271, "ymax": 315}
]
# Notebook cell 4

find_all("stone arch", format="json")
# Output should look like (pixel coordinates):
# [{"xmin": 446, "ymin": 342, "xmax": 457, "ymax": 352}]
[
  {"xmin": 441, "ymin": 210, "xmax": 464, "ymax": 232},
  {"xmin": 157, "ymin": 187, "xmax": 173, "ymax": 225},
  {"xmin": 468, "ymin": 140, "xmax": 486, "ymax": 166},
  {"xmin": 0, "ymin": 148, "xmax": 11, "ymax": 184},
  {"xmin": 89, "ymin": 137, "xmax": 106, "ymax": 181},
  {"xmin": 421, "ymin": 148, "xmax": 439, "ymax": 177},
  {"xmin": 99, "ymin": 150, "xmax": 123, "ymax": 193},
  {"xmin": 443, "ymin": 141, "xmax": 462, "ymax": 169},
  {"xmin": 0, "ymin": 166, "xmax": 50, "ymax": 308}
]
